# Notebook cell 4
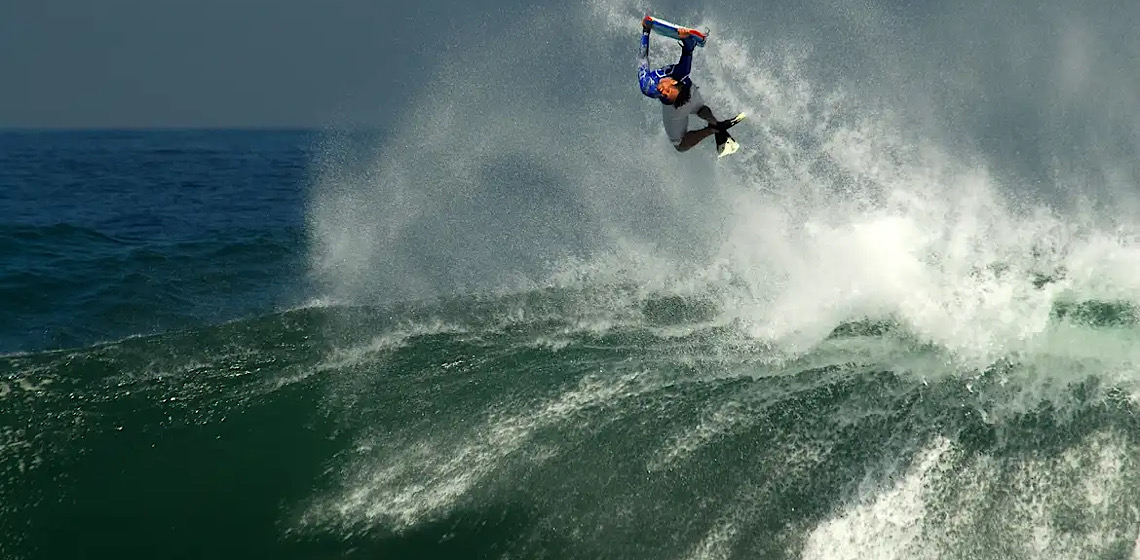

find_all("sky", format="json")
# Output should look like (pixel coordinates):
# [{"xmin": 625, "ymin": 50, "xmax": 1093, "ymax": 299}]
[
  {"xmin": 0, "ymin": 0, "xmax": 493, "ymax": 128},
  {"xmin": 4, "ymin": 0, "xmax": 1139, "ymax": 145}
]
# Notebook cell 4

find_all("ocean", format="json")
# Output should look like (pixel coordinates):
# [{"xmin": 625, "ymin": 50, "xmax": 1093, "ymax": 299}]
[{"xmin": 5, "ymin": 0, "xmax": 1140, "ymax": 558}]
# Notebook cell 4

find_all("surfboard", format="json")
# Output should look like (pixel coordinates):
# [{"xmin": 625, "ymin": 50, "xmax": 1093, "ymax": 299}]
[{"xmin": 644, "ymin": 16, "xmax": 708, "ymax": 47}]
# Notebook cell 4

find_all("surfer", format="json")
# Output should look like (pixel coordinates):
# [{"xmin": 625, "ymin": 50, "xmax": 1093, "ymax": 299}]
[{"xmin": 638, "ymin": 16, "xmax": 744, "ymax": 156}]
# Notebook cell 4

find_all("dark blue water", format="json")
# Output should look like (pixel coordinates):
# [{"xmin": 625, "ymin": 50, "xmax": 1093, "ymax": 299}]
[{"xmin": 0, "ymin": 130, "xmax": 313, "ymax": 353}]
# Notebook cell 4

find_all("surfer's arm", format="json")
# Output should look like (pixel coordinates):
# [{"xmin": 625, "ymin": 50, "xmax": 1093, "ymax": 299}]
[
  {"xmin": 638, "ymin": 30, "xmax": 650, "ymax": 72},
  {"xmin": 637, "ymin": 30, "xmax": 656, "ymax": 97},
  {"xmin": 670, "ymin": 36, "xmax": 696, "ymax": 80}
]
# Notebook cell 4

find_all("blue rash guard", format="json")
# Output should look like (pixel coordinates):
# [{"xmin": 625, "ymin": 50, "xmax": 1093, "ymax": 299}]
[{"xmin": 638, "ymin": 31, "xmax": 698, "ymax": 104}]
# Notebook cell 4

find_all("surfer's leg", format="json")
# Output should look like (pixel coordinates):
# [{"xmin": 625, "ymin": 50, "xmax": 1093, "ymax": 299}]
[
  {"xmin": 675, "ymin": 126, "xmax": 717, "ymax": 151},
  {"xmin": 663, "ymin": 103, "xmax": 689, "ymax": 148},
  {"xmin": 696, "ymin": 106, "xmax": 718, "ymax": 125},
  {"xmin": 699, "ymin": 105, "xmax": 745, "ymax": 131},
  {"xmin": 690, "ymin": 104, "xmax": 731, "ymax": 151},
  {"xmin": 665, "ymin": 87, "xmax": 715, "ymax": 151}
]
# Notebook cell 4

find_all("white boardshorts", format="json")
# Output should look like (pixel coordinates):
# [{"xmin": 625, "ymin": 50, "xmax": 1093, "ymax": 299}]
[{"xmin": 662, "ymin": 86, "xmax": 706, "ymax": 146}]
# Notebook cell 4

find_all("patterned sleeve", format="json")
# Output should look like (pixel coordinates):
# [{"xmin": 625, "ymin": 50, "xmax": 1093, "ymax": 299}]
[
  {"xmin": 637, "ymin": 31, "xmax": 657, "ymax": 97},
  {"xmin": 669, "ymin": 38, "xmax": 696, "ymax": 81}
]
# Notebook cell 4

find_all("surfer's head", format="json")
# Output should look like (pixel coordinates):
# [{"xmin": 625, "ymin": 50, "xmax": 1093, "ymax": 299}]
[
  {"xmin": 657, "ymin": 78, "xmax": 692, "ymax": 108},
  {"xmin": 656, "ymin": 78, "xmax": 681, "ymax": 103}
]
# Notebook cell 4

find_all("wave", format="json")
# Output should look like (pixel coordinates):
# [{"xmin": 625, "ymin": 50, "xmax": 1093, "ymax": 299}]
[
  {"xmin": 2, "ymin": 285, "xmax": 1139, "ymax": 558},
  {"xmin": 306, "ymin": 0, "xmax": 1140, "ymax": 372}
]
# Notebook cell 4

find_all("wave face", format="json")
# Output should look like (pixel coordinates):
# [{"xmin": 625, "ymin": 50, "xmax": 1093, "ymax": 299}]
[{"xmin": 2, "ymin": 296, "xmax": 1138, "ymax": 559}]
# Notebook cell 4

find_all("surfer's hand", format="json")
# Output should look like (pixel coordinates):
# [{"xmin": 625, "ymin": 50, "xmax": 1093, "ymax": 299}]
[{"xmin": 677, "ymin": 27, "xmax": 692, "ymax": 38}]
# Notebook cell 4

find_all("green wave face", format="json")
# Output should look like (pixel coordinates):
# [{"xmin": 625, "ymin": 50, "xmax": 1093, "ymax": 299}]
[{"xmin": 3, "ymin": 289, "xmax": 1138, "ymax": 559}]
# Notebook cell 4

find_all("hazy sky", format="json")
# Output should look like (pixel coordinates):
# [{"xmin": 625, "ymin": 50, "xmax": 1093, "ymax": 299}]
[{"xmin": 0, "ymin": 0, "xmax": 491, "ymax": 128}]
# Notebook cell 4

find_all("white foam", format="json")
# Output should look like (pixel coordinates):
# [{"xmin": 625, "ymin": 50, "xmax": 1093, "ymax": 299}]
[
  {"xmin": 571, "ymin": 0, "xmax": 1140, "ymax": 384},
  {"xmin": 525, "ymin": 336, "xmax": 573, "ymax": 352},
  {"xmin": 803, "ymin": 430, "xmax": 1139, "ymax": 560},
  {"xmin": 313, "ymin": 320, "xmax": 466, "ymax": 373},
  {"xmin": 13, "ymin": 377, "xmax": 53, "ymax": 393},
  {"xmin": 801, "ymin": 438, "xmax": 951, "ymax": 560},
  {"xmin": 651, "ymin": 400, "xmax": 751, "ymax": 470},
  {"xmin": 306, "ymin": 368, "xmax": 664, "ymax": 530},
  {"xmin": 685, "ymin": 516, "xmax": 741, "ymax": 560},
  {"xmin": 283, "ymin": 296, "xmax": 342, "ymax": 311}
]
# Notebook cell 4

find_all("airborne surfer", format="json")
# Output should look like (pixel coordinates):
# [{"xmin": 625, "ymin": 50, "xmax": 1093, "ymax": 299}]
[{"xmin": 638, "ymin": 16, "xmax": 745, "ymax": 156}]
